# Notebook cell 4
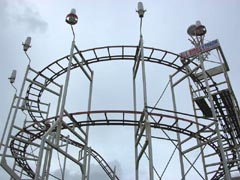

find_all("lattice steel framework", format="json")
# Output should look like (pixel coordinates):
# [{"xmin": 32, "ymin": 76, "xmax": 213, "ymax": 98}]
[{"xmin": 1, "ymin": 5, "xmax": 240, "ymax": 180}]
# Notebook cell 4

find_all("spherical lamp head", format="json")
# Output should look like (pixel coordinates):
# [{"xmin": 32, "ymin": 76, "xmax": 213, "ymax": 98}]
[
  {"xmin": 187, "ymin": 21, "xmax": 207, "ymax": 37},
  {"xmin": 66, "ymin": 8, "xmax": 78, "ymax": 25}
]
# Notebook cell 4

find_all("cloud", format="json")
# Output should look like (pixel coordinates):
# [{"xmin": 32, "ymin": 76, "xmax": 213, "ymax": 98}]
[
  {"xmin": 89, "ymin": 163, "xmax": 111, "ymax": 180},
  {"xmin": 13, "ymin": 5, "xmax": 48, "ymax": 33},
  {"xmin": 52, "ymin": 160, "xmax": 122, "ymax": 180},
  {"xmin": 52, "ymin": 168, "xmax": 80, "ymax": 180},
  {"xmin": 0, "ymin": 0, "xmax": 48, "ymax": 33}
]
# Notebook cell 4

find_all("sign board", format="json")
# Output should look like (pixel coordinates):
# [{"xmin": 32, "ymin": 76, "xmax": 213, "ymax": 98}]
[{"xmin": 180, "ymin": 39, "xmax": 220, "ymax": 58}]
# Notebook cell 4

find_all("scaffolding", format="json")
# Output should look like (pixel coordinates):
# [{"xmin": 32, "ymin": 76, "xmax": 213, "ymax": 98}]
[{"xmin": 1, "ymin": 3, "xmax": 240, "ymax": 180}]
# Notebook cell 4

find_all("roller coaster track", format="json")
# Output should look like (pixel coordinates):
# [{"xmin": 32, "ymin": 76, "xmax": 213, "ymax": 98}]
[
  {"xmin": 10, "ymin": 118, "xmax": 119, "ymax": 179},
  {"xmin": 7, "ymin": 45, "xmax": 240, "ymax": 179},
  {"xmin": 11, "ymin": 110, "xmax": 223, "ymax": 179}
]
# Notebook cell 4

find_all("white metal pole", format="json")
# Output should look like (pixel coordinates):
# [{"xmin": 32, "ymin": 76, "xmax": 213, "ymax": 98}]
[
  {"xmin": 169, "ymin": 75, "xmax": 185, "ymax": 180},
  {"xmin": 45, "ymin": 135, "xmax": 54, "ymax": 180},
  {"xmin": 56, "ymin": 85, "xmax": 63, "ymax": 117},
  {"xmin": 0, "ymin": 94, "xmax": 16, "ymax": 150},
  {"xmin": 133, "ymin": 73, "xmax": 139, "ymax": 180},
  {"xmin": 146, "ymin": 120, "xmax": 154, "ymax": 180},
  {"xmin": 62, "ymin": 135, "xmax": 70, "ymax": 180},
  {"xmin": 139, "ymin": 20, "xmax": 154, "ymax": 179},
  {"xmin": 35, "ymin": 136, "xmax": 47, "ymax": 180},
  {"xmin": 55, "ymin": 39, "xmax": 75, "ymax": 145},
  {"xmin": 41, "ymin": 137, "xmax": 51, "ymax": 180},
  {"xmin": 86, "ymin": 147, "xmax": 92, "ymax": 180},
  {"xmin": 82, "ymin": 72, "xmax": 94, "ymax": 180},
  {"xmin": 140, "ymin": 35, "xmax": 148, "ymax": 108},
  {"xmin": 35, "ymin": 119, "xmax": 62, "ymax": 179}
]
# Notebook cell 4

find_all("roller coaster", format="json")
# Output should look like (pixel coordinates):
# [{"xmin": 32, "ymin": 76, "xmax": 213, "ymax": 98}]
[{"xmin": 1, "ymin": 3, "xmax": 240, "ymax": 180}]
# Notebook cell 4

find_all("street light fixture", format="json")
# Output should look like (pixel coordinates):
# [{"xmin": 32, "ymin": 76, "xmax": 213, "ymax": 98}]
[
  {"xmin": 187, "ymin": 21, "xmax": 207, "ymax": 46},
  {"xmin": 22, "ymin": 37, "xmax": 31, "ymax": 52},
  {"xmin": 9, "ymin": 70, "xmax": 17, "ymax": 84},
  {"xmin": 187, "ymin": 20, "xmax": 206, "ymax": 37},
  {"xmin": 22, "ymin": 36, "xmax": 32, "ymax": 64},
  {"xmin": 55, "ymin": 7, "xmax": 78, "ymax": 149},
  {"xmin": 136, "ymin": 2, "xmax": 146, "ymax": 36},
  {"xmin": 137, "ymin": 2, "xmax": 146, "ymax": 18},
  {"xmin": 65, "ymin": 8, "xmax": 78, "ymax": 25}
]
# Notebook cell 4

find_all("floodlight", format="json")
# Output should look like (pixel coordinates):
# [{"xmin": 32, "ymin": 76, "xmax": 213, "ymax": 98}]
[
  {"xmin": 187, "ymin": 21, "xmax": 206, "ymax": 36},
  {"xmin": 23, "ymin": 37, "xmax": 31, "ymax": 51},
  {"xmin": 66, "ymin": 8, "xmax": 78, "ymax": 25},
  {"xmin": 9, "ymin": 70, "xmax": 17, "ymax": 84},
  {"xmin": 137, "ymin": 2, "xmax": 146, "ymax": 18}
]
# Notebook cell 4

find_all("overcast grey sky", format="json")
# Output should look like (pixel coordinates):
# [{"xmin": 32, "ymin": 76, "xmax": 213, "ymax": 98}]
[{"xmin": 0, "ymin": 0, "xmax": 240, "ymax": 179}]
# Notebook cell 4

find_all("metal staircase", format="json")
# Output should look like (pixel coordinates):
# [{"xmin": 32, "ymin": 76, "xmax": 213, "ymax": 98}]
[{"xmin": 183, "ymin": 39, "xmax": 240, "ymax": 179}]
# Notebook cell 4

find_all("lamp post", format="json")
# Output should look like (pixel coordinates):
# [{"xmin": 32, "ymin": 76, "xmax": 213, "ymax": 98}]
[
  {"xmin": 136, "ymin": 2, "xmax": 147, "ymax": 108},
  {"xmin": 135, "ymin": 3, "xmax": 154, "ymax": 180},
  {"xmin": 55, "ymin": 8, "xmax": 78, "ymax": 145},
  {"xmin": 137, "ymin": 2, "xmax": 145, "ymax": 36}
]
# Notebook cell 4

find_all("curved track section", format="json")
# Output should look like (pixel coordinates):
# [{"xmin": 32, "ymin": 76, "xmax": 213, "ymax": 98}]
[
  {"xmin": 10, "ymin": 122, "xmax": 119, "ymax": 179},
  {"xmin": 25, "ymin": 46, "xmax": 187, "ymax": 122},
  {"xmin": 11, "ymin": 110, "xmax": 223, "ymax": 179}
]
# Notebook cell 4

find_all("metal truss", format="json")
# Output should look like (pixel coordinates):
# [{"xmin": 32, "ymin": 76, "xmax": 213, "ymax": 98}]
[{"xmin": 1, "ymin": 41, "xmax": 239, "ymax": 180}]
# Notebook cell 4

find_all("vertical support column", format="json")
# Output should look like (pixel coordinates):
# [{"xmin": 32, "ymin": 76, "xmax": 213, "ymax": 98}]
[
  {"xmin": 140, "ymin": 36, "xmax": 148, "ymax": 108},
  {"xmin": 198, "ymin": 54, "xmax": 231, "ymax": 180},
  {"xmin": 133, "ymin": 74, "xmax": 139, "ymax": 180},
  {"xmin": 169, "ymin": 75, "xmax": 185, "ymax": 180},
  {"xmin": 133, "ymin": 3, "xmax": 153, "ymax": 177},
  {"xmin": 45, "ymin": 135, "xmax": 54, "ymax": 180},
  {"xmin": 145, "ymin": 120, "xmax": 154, "ymax": 180},
  {"xmin": 35, "ymin": 135, "xmax": 47, "ymax": 180},
  {"xmin": 133, "ymin": 35, "xmax": 154, "ymax": 180},
  {"xmin": 41, "ymin": 135, "xmax": 53, "ymax": 180},
  {"xmin": 82, "ymin": 72, "xmax": 94, "ymax": 180},
  {"xmin": 86, "ymin": 147, "xmax": 92, "ymax": 180},
  {"xmin": 55, "ymin": 39, "xmax": 75, "ymax": 145},
  {"xmin": 35, "ymin": 118, "xmax": 62, "ymax": 180},
  {"xmin": 62, "ymin": 135, "xmax": 70, "ymax": 180},
  {"xmin": 134, "ymin": 111, "xmax": 154, "ymax": 180},
  {"xmin": 0, "ymin": 94, "xmax": 16, "ymax": 150},
  {"xmin": 56, "ymin": 85, "xmax": 63, "ymax": 117}
]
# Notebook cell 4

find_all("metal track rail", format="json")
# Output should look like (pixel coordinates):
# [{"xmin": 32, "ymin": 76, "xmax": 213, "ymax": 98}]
[{"xmin": 10, "ymin": 110, "xmax": 229, "ymax": 179}]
